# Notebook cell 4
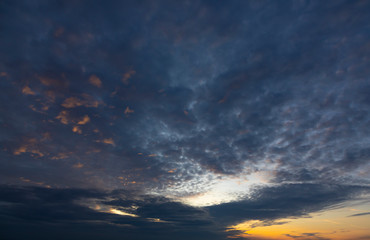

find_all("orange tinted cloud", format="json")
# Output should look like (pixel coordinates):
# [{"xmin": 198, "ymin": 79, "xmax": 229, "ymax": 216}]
[
  {"xmin": 56, "ymin": 112, "xmax": 90, "ymax": 128},
  {"xmin": 61, "ymin": 97, "xmax": 85, "ymax": 108},
  {"xmin": 27, "ymin": 90, "xmax": 57, "ymax": 113},
  {"xmin": 124, "ymin": 106, "xmax": 134, "ymax": 116},
  {"xmin": 102, "ymin": 138, "xmax": 115, "ymax": 145},
  {"xmin": 77, "ymin": 115, "xmax": 90, "ymax": 125},
  {"xmin": 73, "ymin": 162, "xmax": 84, "ymax": 168},
  {"xmin": 13, "ymin": 138, "xmax": 44, "ymax": 157},
  {"xmin": 22, "ymin": 86, "xmax": 36, "ymax": 95},
  {"xmin": 72, "ymin": 126, "xmax": 82, "ymax": 134},
  {"xmin": 61, "ymin": 94, "xmax": 101, "ymax": 108},
  {"xmin": 96, "ymin": 138, "xmax": 115, "ymax": 146},
  {"xmin": 122, "ymin": 69, "xmax": 136, "ymax": 85},
  {"xmin": 51, "ymin": 152, "xmax": 70, "ymax": 160},
  {"xmin": 55, "ymin": 110, "xmax": 70, "ymax": 124},
  {"xmin": 13, "ymin": 145, "xmax": 27, "ymax": 155},
  {"xmin": 38, "ymin": 75, "xmax": 69, "ymax": 88},
  {"xmin": 41, "ymin": 104, "xmax": 49, "ymax": 111},
  {"xmin": 89, "ymin": 74, "xmax": 102, "ymax": 88},
  {"xmin": 19, "ymin": 177, "xmax": 51, "ymax": 188}
]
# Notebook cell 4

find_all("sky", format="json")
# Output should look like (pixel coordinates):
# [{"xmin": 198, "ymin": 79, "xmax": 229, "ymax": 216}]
[{"xmin": 0, "ymin": 0, "xmax": 370, "ymax": 239}]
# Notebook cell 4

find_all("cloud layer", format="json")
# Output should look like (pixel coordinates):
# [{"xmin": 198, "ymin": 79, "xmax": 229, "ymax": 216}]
[{"xmin": 0, "ymin": 0, "xmax": 370, "ymax": 239}]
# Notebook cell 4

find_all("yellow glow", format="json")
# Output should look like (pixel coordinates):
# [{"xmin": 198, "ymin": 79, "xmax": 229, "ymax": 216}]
[
  {"xmin": 77, "ymin": 115, "xmax": 90, "ymax": 125},
  {"xmin": 109, "ymin": 208, "xmax": 138, "ymax": 218},
  {"xmin": 227, "ymin": 200, "xmax": 370, "ymax": 240},
  {"xmin": 147, "ymin": 217, "xmax": 168, "ymax": 223}
]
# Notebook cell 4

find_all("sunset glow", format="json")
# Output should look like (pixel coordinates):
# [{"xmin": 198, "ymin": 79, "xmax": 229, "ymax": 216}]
[{"xmin": 228, "ymin": 199, "xmax": 370, "ymax": 240}]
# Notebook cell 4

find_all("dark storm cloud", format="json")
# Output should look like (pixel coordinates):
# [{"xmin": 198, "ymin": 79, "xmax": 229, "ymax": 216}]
[
  {"xmin": 0, "ymin": 185, "xmax": 224, "ymax": 240},
  {"xmin": 0, "ymin": 184, "xmax": 368, "ymax": 240},
  {"xmin": 208, "ymin": 183, "xmax": 369, "ymax": 226}
]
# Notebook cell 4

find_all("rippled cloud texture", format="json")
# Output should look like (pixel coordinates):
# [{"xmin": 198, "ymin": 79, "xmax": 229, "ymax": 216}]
[{"xmin": 1, "ymin": 1, "xmax": 370, "ymax": 239}]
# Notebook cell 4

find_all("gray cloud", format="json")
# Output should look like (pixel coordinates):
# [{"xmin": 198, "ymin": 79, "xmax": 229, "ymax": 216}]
[{"xmin": 347, "ymin": 212, "xmax": 370, "ymax": 217}]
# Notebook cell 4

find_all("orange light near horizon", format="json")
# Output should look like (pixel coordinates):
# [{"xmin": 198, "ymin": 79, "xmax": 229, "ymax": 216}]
[{"xmin": 226, "ymin": 200, "xmax": 370, "ymax": 240}]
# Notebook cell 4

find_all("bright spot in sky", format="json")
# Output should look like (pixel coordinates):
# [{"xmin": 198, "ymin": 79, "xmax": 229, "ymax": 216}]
[
  {"xmin": 179, "ymin": 179, "xmax": 251, "ymax": 206},
  {"xmin": 109, "ymin": 208, "xmax": 139, "ymax": 217},
  {"xmin": 80, "ymin": 199, "xmax": 140, "ymax": 218},
  {"xmin": 177, "ymin": 170, "xmax": 275, "ymax": 207}
]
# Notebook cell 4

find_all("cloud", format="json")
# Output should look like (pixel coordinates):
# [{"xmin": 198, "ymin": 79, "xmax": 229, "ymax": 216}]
[
  {"xmin": 89, "ymin": 75, "xmax": 102, "ymax": 88},
  {"xmin": 102, "ymin": 138, "xmax": 115, "ymax": 145},
  {"xmin": 21, "ymin": 86, "xmax": 36, "ymax": 95},
  {"xmin": 61, "ymin": 95, "xmax": 100, "ymax": 108},
  {"xmin": 55, "ymin": 110, "xmax": 70, "ymax": 124},
  {"xmin": 1, "ymin": 0, "xmax": 369, "ymax": 193},
  {"xmin": 124, "ymin": 106, "xmax": 134, "ymax": 116},
  {"xmin": 208, "ymin": 184, "xmax": 369, "ymax": 226},
  {"xmin": 347, "ymin": 212, "xmax": 370, "ymax": 217},
  {"xmin": 72, "ymin": 163, "xmax": 84, "ymax": 169},
  {"xmin": 122, "ymin": 70, "xmax": 136, "ymax": 85},
  {"xmin": 77, "ymin": 115, "xmax": 90, "ymax": 125},
  {"xmin": 72, "ymin": 126, "xmax": 82, "ymax": 134},
  {"xmin": 37, "ymin": 75, "xmax": 69, "ymax": 89},
  {"xmin": 284, "ymin": 233, "xmax": 330, "ymax": 240},
  {"xmin": 0, "ymin": 184, "xmax": 368, "ymax": 240},
  {"xmin": 0, "ymin": 185, "xmax": 225, "ymax": 240},
  {"xmin": 61, "ymin": 97, "xmax": 85, "ymax": 108},
  {"xmin": 13, "ymin": 138, "xmax": 44, "ymax": 157}
]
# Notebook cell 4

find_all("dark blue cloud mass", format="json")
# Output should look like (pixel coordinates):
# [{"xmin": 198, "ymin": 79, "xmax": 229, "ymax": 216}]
[
  {"xmin": 0, "ymin": 184, "xmax": 368, "ymax": 239},
  {"xmin": 0, "ymin": 0, "xmax": 370, "ymax": 239}
]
